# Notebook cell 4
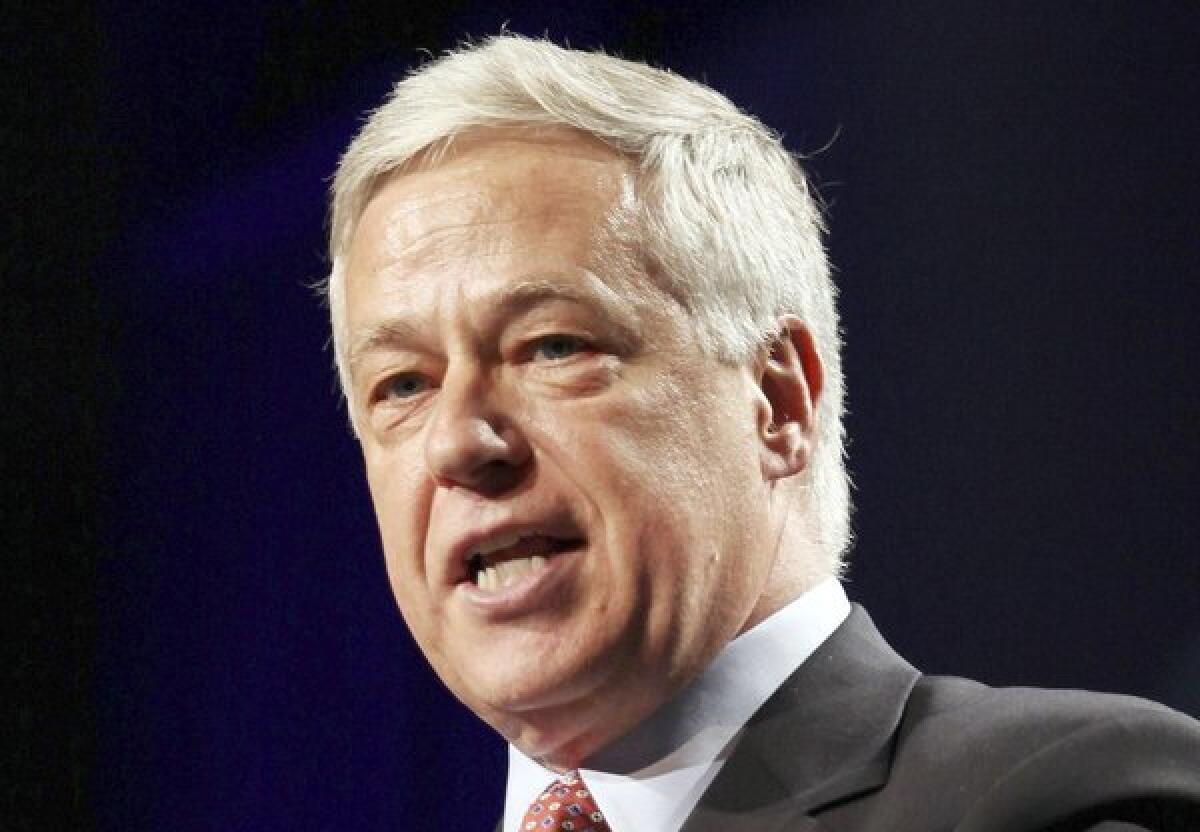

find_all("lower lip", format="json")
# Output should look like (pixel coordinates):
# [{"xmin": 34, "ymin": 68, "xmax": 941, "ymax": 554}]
[{"xmin": 455, "ymin": 544, "xmax": 584, "ymax": 619}]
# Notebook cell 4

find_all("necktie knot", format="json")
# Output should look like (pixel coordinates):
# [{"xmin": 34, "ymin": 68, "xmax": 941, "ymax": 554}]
[{"xmin": 520, "ymin": 771, "xmax": 610, "ymax": 831}]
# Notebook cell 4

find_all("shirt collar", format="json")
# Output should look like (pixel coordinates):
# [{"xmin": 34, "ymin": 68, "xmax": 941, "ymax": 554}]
[{"xmin": 503, "ymin": 578, "xmax": 851, "ymax": 832}]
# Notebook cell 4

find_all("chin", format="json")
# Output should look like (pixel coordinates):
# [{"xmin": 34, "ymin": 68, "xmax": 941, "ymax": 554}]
[
  {"xmin": 487, "ymin": 704, "xmax": 610, "ymax": 771},
  {"xmin": 464, "ymin": 656, "xmax": 604, "ymax": 716}
]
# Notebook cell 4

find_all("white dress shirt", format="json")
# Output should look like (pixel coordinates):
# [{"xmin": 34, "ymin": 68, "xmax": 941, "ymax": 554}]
[{"xmin": 503, "ymin": 578, "xmax": 851, "ymax": 832}]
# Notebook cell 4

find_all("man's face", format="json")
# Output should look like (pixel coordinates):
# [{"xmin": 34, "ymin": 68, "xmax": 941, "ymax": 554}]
[{"xmin": 343, "ymin": 129, "xmax": 781, "ymax": 765}]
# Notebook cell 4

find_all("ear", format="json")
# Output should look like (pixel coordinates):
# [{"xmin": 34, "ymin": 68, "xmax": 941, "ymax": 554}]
[{"xmin": 754, "ymin": 316, "xmax": 824, "ymax": 482}]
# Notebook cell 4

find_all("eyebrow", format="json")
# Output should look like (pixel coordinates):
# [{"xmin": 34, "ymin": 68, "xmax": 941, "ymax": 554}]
[{"xmin": 347, "ymin": 275, "xmax": 642, "ymax": 376}]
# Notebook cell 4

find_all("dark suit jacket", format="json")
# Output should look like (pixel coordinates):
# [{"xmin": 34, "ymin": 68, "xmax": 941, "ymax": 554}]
[{"xmin": 680, "ymin": 606, "xmax": 1200, "ymax": 831}]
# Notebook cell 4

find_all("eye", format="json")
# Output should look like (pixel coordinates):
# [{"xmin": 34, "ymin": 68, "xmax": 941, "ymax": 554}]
[
  {"xmin": 532, "ymin": 334, "xmax": 586, "ymax": 361},
  {"xmin": 381, "ymin": 373, "xmax": 430, "ymax": 400}
]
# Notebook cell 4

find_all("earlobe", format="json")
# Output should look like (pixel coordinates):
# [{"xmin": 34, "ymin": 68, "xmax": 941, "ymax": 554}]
[{"xmin": 756, "ymin": 317, "xmax": 823, "ymax": 481}]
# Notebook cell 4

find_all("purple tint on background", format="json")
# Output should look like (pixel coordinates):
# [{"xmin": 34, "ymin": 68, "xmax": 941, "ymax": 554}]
[{"xmin": 84, "ymin": 3, "xmax": 1199, "ymax": 831}]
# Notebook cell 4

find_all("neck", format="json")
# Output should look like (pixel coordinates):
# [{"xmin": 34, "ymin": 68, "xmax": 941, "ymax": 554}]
[{"xmin": 741, "ymin": 492, "xmax": 830, "ymax": 634}]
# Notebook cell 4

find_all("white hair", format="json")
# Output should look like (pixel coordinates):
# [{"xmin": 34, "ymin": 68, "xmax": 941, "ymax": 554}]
[{"xmin": 325, "ymin": 34, "xmax": 851, "ymax": 570}]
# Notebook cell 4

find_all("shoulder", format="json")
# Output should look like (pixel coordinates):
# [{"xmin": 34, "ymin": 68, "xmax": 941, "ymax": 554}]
[
  {"xmin": 719, "ymin": 605, "xmax": 1200, "ymax": 830},
  {"xmin": 903, "ymin": 674, "xmax": 1197, "ymax": 754},
  {"xmin": 888, "ymin": 677, "xmax": 1200, "ymax": 830}
]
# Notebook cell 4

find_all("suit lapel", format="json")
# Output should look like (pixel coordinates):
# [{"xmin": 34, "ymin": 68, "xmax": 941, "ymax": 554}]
[{"xmin": 681, "ymin": 606, "xmax": 920, "ymax": 832}]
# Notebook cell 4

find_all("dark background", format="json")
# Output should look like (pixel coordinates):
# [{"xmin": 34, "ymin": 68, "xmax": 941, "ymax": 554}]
[{"xmin": 11, "ymin": 2, "xmax": 1199, "ymax": 830}]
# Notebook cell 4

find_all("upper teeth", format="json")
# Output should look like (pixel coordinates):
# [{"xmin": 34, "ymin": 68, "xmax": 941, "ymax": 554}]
[
  {"xmin": 470, "ymin": 531, "xmax": 525, "ymax": 557},
  {"xmin": 475, "ymin": 555, "xmax": 547, "ymax": 591},
  {"xmin": 466, "ymin": 532, "xmax": 567, "ymax": 591}
]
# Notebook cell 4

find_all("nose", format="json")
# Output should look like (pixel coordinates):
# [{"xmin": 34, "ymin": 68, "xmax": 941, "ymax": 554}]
[{"xmin": 423, "ymin": 373, "xmax": 531, "ymax": 494}]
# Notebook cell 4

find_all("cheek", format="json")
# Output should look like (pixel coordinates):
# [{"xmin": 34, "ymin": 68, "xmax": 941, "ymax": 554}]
[
  {"xmin": 579, "ymin": 369, "xmax": 751, "ymax": 507},
  {"xmin": 364, "ymin": 446, "xmax": 433, "ymax": 585},
  {"xmin": 615, "ymin": 375, "xmax": 753, "ymax": 501},
  {"xmin": 552, "ymin": 380, "xmax": 740, "ymax": 553},
  {"xmin": 606, "ymin": 374, "xmax": 765, "ymax": 577}
]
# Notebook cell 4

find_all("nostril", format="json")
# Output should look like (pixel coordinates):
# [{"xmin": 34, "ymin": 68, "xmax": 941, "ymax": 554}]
[{"xmin": 486, "ymin": 458, "xmax": 533, "ymax": 492}]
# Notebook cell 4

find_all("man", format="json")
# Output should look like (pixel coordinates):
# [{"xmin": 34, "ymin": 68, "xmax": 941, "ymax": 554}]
[{"xmin": 324, "ymin": 35, "xmax": 1200, "ymax": 831}]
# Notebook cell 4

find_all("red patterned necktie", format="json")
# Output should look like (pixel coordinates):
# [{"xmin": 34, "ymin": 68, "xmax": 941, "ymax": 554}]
[{"xmin": 520, "ymin": 771, "xmax": 611, "ymax": 832}]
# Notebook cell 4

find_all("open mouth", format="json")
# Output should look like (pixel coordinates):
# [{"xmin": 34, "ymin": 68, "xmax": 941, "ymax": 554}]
[{"xmin": 466, "ymin": 533, "xmax": 584, "ymax": 591}]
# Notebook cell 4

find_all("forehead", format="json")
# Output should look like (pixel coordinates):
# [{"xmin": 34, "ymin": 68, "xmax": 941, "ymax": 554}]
[
  {"xmin": 340, "ymin": 129, "xmax": 676, "ymax": 386},
  {"xmin": 346, "ymin": 129, "xmax": 637, "ymax": 282}
]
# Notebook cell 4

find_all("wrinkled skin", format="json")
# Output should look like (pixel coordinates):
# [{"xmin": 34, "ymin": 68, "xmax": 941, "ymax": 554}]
[{"xmin": 342, "ymin": 128, "xmax": 819, "ymax": 768}]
